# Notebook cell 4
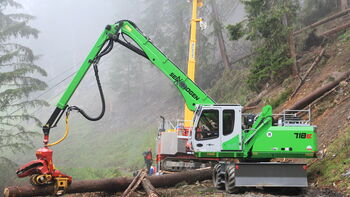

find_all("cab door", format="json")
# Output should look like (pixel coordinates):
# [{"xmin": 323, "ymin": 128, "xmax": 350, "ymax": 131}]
[
  {"xmin": 191, "ymin": 107, "xmax": 221, "ymax": 152},
  {"xmin": 220, "ymin": 106, "xmax": 242, "ymax": 151}
]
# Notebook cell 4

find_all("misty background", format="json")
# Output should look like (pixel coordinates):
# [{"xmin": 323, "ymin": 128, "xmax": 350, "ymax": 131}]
[
  {"xmin": 2, "ymin": 0, "xmax": 350, "ymax": 195},
  {"xmin": 4, "ymin": 0, "xmax": 246, "ymax": 180}
]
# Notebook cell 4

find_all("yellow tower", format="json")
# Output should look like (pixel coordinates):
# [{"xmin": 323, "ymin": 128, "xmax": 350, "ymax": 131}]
[{"xmin": 184, "ymin": 0, "xmax": 203, "ymax": 128}]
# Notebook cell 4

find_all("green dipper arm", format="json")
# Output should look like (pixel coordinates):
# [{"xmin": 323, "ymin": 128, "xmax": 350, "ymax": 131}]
[{"xmin": 43, "ymin": 20, "xmax": 214, "ymax": 136}]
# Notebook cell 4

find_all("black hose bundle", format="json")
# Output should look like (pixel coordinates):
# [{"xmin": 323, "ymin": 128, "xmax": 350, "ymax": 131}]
[{"xmin": 67, "ymin": 39, "xmax": 114, "ymax": 121}]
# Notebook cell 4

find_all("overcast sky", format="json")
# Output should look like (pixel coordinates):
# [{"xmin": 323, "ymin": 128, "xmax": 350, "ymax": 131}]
[{"xmin": 16, "ymin": 0, "xmax": 140, "ymax": 78}]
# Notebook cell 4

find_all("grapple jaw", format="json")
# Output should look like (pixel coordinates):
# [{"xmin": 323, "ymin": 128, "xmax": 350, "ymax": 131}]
[
  {"xmin": 16, "ymin": 159, "xmax": 46, "ymax": 178},
  {"xmin": 16, "ymin": 146, "xmax": 53, "ymax": 178},
  {"xmin": 16, "ymin": 146, "xmax": 72, "ymax": 196}
]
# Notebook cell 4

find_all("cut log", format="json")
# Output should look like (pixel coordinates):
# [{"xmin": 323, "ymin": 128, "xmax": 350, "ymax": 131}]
[
  {"xmin": 4, "ymin": 168, "xmax": 212, "ymax": 197},
  {"xmin": 293, "ymin": 8, "xmax": 350, "ymax": 35},
  {"xmin": 288, "ymin": 71, "xmax": 350, "ymax": 111},
  {"xmin": 142, "ymin": 177, "xmax": 159, "ymax": 197},
  {"xmin": 273, "ymin": 71, "xmax": 350, "ymax": 121},
  {"xmin": 320, "ymin": 21, "xmax": 350, "ymax": 37}
]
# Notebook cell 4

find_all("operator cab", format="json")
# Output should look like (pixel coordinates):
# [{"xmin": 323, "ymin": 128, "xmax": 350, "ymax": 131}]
[{"xmin": 191, "ymin": 105, "xmax": 243, "ymax": 152}]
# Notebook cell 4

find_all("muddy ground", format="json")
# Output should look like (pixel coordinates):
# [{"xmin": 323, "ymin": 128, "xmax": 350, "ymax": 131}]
[
  {"xmin": 144, "ymin": 180, "xmax": 345, "ymax": 197},
  {"xmin": 67, "ymin": 180, "xmax": 345, "ymax": 197}
]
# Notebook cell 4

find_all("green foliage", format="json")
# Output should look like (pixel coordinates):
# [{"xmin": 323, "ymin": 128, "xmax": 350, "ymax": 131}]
[
  {"xmin": 229, "ymin": 0, "xmax": 299, "ymax": 92},
  {"xmin": 266, "ymin": 88, "xmax": 292, "ymax": 109},
  {"xmin": 0, "ymin": 2, "xmax": 48, "ymax": 189},
  {"xmin": 207, "ymin": 66, "xmax": 253, "ymax": 104},
  {"xmin": 308, "ymin": 126, "xmax": 350, "ymax": 194},
  {"xmin": 227, "ymin": 22, "xmax": 244, "ymax": 41},
  {"xmin": 247, "ymin": 44, "xmax": 294, "ymax": 91},
  {"xmin": 0, "ymin": 0, "xmax": 47, "ymax": 155},
  {"xmin": 338, "ymin": 30, "xmax": 350, "ymax": 42}
]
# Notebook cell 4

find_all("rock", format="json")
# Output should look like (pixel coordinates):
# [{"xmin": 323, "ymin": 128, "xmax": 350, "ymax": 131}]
[
  {"xmin": 339, "ymin": 81, "xmax": 348, "ymax": 87},
  {"xmin": 342, "ymin": 169, "xmax": 350, "ymax": 177}
]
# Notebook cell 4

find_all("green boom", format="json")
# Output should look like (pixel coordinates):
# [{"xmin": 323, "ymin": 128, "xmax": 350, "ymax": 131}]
[{"xmin": 56, "ymin": 21, "xmax": 215, "ymax": 111}]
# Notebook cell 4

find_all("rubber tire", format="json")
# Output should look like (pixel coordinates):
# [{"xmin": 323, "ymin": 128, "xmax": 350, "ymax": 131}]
[
  {"xmin": 225, "ymin": 165, "xmax": 240, "ymax": 194},
  {"xmin": 212, "ymin": 163, "xmax": 225, "ymax": 190}
]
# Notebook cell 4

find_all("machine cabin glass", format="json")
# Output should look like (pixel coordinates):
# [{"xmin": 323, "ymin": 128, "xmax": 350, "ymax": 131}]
[
  {"xmin": 223, "ymin": 110, "xmax": 235, "ymax": 136},
  {"xmin": 195, "ymin": 109, "xmax": 219, "ymax": 141}
]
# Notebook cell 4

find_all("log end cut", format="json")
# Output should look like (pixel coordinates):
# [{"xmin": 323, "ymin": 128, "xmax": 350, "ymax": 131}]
[{"xmin": 4, "ymin": 188, "xmax": 9, "ymax": 197}]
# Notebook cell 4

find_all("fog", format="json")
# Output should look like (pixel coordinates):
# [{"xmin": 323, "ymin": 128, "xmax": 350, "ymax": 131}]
[
  {"xmin": 18, "ymin": 0, "xmax": 139, "ymax": 74},
  {"xmin": 8, "ymin": 0, "xmax": 247, "ymax": 173}
]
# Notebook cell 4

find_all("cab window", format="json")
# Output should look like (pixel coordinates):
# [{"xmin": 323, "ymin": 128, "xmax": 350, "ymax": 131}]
[
  {"xmin": 195, "ymin": 110, "xmax": 219, "ymax": 140},
  {"xmin": 223, "ymin": 110, "xmax": 235, "ymax": 136}
]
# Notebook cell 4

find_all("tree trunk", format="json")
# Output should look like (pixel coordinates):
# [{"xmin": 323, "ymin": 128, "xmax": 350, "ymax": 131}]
[
  {"xmin": 289, "ymin": 33, "xmax": 299, "ymax": 77},
  {"xmin": 210, "ymin": 0, "xmax": 230, "ymax": 69},
  {"xmin": 290, "ymin": 48, "xmax": 325, "ymax": 98},
  {"xmin": 4, "ymin": 168, "xmax": 212, "ymax": 197},
  {"xmin": 293, "ymin": 8, "xmax": 350, "ymax": 35},
  {"xmin": 341, "ymin": 0, "xmax": 348, "ymax": 10},
  {"xmin": 230, "ymin": 52, "xmax": 255, "ymax": 65}
]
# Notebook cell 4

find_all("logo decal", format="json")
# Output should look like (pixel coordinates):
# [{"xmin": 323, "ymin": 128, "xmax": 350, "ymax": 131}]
[
  {"xmin": 294, "ymin": 133, "xmax": 312, "ymax": 139},
  {"xmin": 170, "ymin": 72, "xmax": 200, "ymax": 101}
]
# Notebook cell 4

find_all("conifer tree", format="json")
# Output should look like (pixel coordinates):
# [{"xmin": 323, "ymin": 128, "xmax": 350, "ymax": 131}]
[
  {"xmin": 227, "ymin": 0, "xmax": 299, "ymax": 91},
  {"xmin": 0, "ymin": 0, "xmax": 48, "ymax": 156}
]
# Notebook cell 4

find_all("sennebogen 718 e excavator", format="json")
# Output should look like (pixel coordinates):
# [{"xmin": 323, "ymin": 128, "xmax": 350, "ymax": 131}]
[{"xmin": 16, "ymin": 20, "xmax": 317, "ymax": 195}]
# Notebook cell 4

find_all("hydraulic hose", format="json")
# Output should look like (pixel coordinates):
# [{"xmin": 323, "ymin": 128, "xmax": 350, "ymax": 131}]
[
  {"xmin": 47, "ymin": 111, "xmax": 70, "ymax": 147},
  {"xmin": 47, "ymin": 39, "xmax": 113, "ymax": 146},
  {"xmin": 73, "ymin": 63, "xmax": 106, "ymax": 121},
  {"xmin": 66, "ymin": 39, "xmax": 114, "ymax": 121}
]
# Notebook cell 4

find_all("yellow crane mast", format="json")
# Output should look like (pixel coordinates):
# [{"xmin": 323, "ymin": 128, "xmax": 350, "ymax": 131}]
[{"xmin": 184, "ymin": 0, "xmax": 203, "ymax": 129}]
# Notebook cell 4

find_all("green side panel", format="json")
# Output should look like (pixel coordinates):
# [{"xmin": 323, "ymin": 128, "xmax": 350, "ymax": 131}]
[
  {"xmin": 251, "ymin": 126, "xmax": 317, "ymax": 158},
  {"xmin": 195, "ymin": 151, "xmax": 246, "ymax": 158},
  {"xmin": 194, "ymin": 151, "xmax": 315, "ymax": 159},
  {"xmin": 118, "ymin": 22, "xmax": 215, "ymax": 111},
  {"xmin": 56, "ymin": 27, "xmax": 116, "ymax": 109},
  {"xmin": 222, "ymin": 134, "xmax": 240, "ymax": 150}
]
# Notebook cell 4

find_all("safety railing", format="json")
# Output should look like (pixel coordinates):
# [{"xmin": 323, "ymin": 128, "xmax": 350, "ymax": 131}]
[
  {"xmin": 158, "ymin": 119, "xmax": 193, "ymax": 138},
  {"xmin": 274, "ymin": 109, "xmax": 311, "ymax": 126}
]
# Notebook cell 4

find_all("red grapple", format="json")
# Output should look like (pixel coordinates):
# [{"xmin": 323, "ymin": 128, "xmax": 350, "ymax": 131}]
[{"xmin": 16, "ymin": 146, "xmax": 72, "ymax": 183}]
